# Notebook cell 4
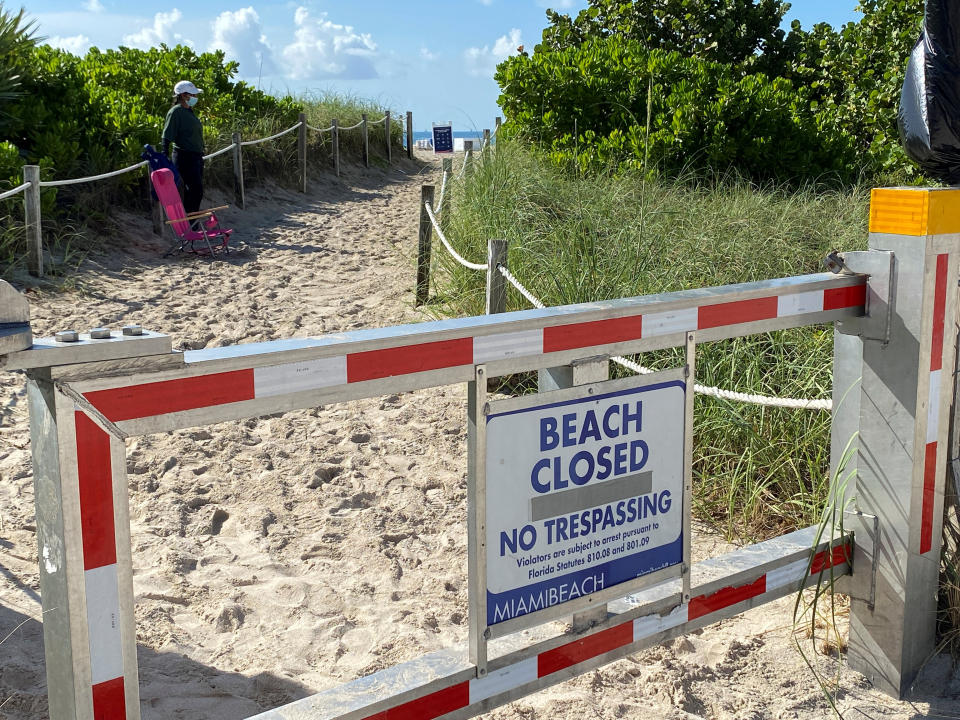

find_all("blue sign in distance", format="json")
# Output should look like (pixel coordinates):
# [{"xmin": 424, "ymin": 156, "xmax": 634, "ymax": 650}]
[
  {"xmin": 433, "ymin": 123, "xmax": 453, "ymax": 154},
  {"xmin": 484, "ymin": 379, "xmax": 685, "ymax": 626}
]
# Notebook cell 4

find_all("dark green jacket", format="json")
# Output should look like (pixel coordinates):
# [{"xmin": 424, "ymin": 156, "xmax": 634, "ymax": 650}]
[{"xmin": 162, "ymin": 105, "xmax": 204, "ymax": 154}]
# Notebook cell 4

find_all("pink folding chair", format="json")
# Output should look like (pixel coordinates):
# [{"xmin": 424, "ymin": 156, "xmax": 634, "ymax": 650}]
[{"xmin": 150, "ymin": 168, "xmax": 232, "ymax": 257}]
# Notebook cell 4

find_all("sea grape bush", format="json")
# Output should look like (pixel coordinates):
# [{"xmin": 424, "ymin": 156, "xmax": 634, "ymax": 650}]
[
  {"xmin": 497, "ymin": 40, "xmax": 857, "ymax": 180},
  {"xmin": 0, "ymin": 41, "xmax": 299, "ymax": 189},
  {"xmin": 497, "ymin": 0, "xmax": 925, "ymax": 183}
]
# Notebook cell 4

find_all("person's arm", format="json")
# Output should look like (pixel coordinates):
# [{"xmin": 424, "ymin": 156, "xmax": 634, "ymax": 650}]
[{"xmin": 161, "ymin": 108, "xmax": 178, "ymax": 156}]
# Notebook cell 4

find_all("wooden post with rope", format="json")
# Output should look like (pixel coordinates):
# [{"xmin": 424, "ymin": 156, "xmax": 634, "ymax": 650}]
[
  {"xmin": 232, "ymin": 132, "xmax": 245, "ymax": 210},
  {"xmin": 416, "ymin": 184, "xmax": 435, "ymax": 307},
  {"xmin": 362, "ymin": 113, "xmax": 369, "ymax": 168},
  {"xmin": 298, "ymin": 112, "xmax": 307, "ymax": 193}
]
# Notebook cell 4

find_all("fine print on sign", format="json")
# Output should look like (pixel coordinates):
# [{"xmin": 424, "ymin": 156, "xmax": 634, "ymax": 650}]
[
  {"xmin": 479, "ymin": 370, "xmax": 689, "ymax": 631},
  {"xmin": 432, "ymin": 122, "xmax": 453, "ymax": 154}
]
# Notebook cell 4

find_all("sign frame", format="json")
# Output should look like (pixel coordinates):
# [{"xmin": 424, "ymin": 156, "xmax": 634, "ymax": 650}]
[{"xmin": 468, "ymin": 335, "xmax": 695, "ymax": 676}]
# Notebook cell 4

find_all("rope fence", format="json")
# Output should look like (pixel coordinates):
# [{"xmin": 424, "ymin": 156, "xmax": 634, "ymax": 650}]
[
  {"xmin": 240, "ymin": 122, "xmax": 303, "ymax": 146},
  {"xmin": 419, "ymin": 136, "xmax": 834, "ymax": 412},
  {"xmin": 38, "ymin": 160, "xmax": 149, "ymax": 188},
  {"xmin": 11, "ymin": 110, "xmax": 409, "ymax": 278},
  {"xmin": 424, "ymin": 202, "xmax": 488, "ymax": 271},
  {"xmin": 203, "ymin": 144, "xmax": 236, "ymax": 161},
  {"xmin": 0, "ymin": 182, "xmax": 32, "ymax": 201}
]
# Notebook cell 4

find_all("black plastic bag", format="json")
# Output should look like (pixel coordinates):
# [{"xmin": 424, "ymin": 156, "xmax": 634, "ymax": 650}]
[{"xmin": 899, "ymin": 2, "xmax": 960, "ymax": 183}]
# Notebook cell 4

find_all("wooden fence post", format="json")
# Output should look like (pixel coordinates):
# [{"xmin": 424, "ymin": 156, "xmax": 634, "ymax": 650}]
[
  {"xmin": 23, "ymin": 165, "xmax": 42, "ymax": 277},
  {"xmin": 464, "ymin": 140, "xmax": 474, "ymax": 176},
  {"xmin": 232, "ymin": 132, "xmax": 246, "ymax": 210},
  {"xmin": 440, "ymin": 157, "xmax": 453, "ymax": 234},
  {"xmin": 483, "ymin": 128, "xmax": 491, "ymax": 150},
  {"xmin": 416, "ymin": 184, "xmax": 435, "ymax": 307},
  {"xmin": 298, "ymin": 112, "xmax": 307, "ymax": 193},
  {"xmin": 495, "ymin": 116, "xmax": 502, "ymax": 134},
  {"xmin": 332, "ymin": 119, "xmax": 340, "ymax": 178},
  {"xmin": 385, "ymin": 111, "xmax": 392, "ymax": 163},
  {"xmin": 362, "ymin": 113, "xmax": 369, "ymax": 168},
  {"xmin": 485, "ymin": 238, "xmax": 509, "ymax": 315},
  {"xmin": 407, "ymin": 111, "xmax": 414, "ymax": 159}
]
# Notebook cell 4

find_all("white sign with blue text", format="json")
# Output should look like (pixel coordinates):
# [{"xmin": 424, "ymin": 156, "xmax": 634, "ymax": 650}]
[{"xmin": 484, "ymin": 373, "xmax": 686, "ymax": 627}]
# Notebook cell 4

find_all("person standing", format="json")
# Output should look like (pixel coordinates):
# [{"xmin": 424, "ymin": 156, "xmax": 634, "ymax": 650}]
[{"xmin": 162, "ymin": 80, "xmax": 205, "ymax": 215}]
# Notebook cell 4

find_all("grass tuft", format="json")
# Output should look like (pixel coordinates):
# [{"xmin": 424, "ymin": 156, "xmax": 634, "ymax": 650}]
[{"xmin": 433, "ymin": 140, "xmax": 870, "ymax": 539}]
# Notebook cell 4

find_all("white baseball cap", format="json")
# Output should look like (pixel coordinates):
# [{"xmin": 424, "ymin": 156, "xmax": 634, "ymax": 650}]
[{"xmin": 174, "ymin": 80, "xmax": 203, "ymax": 95}]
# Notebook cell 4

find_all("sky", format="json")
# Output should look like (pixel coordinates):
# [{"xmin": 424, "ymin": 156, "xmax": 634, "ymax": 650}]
[{"xmin": 26, "ymin": 1, "xmax": 862, "ymax": 135}]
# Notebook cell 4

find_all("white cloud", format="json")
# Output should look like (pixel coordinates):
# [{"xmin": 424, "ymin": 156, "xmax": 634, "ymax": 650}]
[
  {"xmin": 280, "ymin": 7, "xmax": 378, "ymax": 80},
  {"xmin": 122, "ymin": 9, "xmax": 192, "ymax": 49},
  {"xmin": 538, "ymin": 0, "xmax": 576, "ymax": 7},
  {"xmin": 83, "ymin": 0, "xmax": 105, "ymax": 12},
  {"xmin": 420, "ymin": 47, "xmax": 438, "ymax": 61},
  {"xmin": 210, "ymin": 7, "xmax": 275, "ymax": 76},
  {"xmin": 464, "ymin": 28, "xmax": 521, "ymax": 78},
  {"xmin": 47, "ymin": 34, "xmax": 92, "ymax": 55}
]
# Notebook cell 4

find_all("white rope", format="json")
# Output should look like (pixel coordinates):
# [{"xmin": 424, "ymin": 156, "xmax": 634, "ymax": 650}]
[
  {"xmin": 0, "ymin": 181, "xmax": 31, "ymax": 200},
  {"xmin": 436, "ymin": 170, "xmax": 449, "ymax": 219},
  {"xmin": 340, "ymin": 120, "xmax": 364, "ymax": 131},
  {"xmin": 498, "ymin": 264, "xmax": 544, "ymax": 309},
  {"xmin": 307, "ymin": 123, "xmax": 334, "ymax": 133},
  {"xmin": 495, "ymin": 265, "xmax": 833, "ymax": 411},
  {"xmin": 370, "ymin": 116, "xmax": 388, "ymax": 125},
  {"xmin": 424, "ymin": 202, "xmax": 488, "ymax": 271},
  {"xmin": 39, "ymin": 161, "xmax": 148, "ymax": 187},
  {"xmin": 203, "ymin": 143, "xmax": 236, "ymax": 160},
  {"xmin": 240, "ymin": 121, "xmax": 302, "ymax": 146}
]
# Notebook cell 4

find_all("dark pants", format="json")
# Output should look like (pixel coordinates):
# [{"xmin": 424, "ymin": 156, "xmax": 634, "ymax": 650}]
[{"xmin": 172, "ymin": 148, "xmax": 204, "ymax": 215}]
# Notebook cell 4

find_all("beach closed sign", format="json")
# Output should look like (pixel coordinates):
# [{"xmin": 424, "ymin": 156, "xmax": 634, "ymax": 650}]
[
  {"xmin": 482, "ymin": 373, "xmax": 687, "ymax": 628},
  {"xmin": 432, "ymin": 123, "xmax": 453, "ymax": 154}
]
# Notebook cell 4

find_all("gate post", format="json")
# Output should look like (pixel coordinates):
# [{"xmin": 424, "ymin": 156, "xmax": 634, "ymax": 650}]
[
  {"xmin": 27, "ymin": 374, "xmax": 141, "ymax": 719},
  {"xmin": 845, "ymin": 187, "xmax": 960, "ymax": 697}
]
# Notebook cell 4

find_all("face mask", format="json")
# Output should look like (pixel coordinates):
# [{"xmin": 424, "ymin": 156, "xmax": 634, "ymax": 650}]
[{"xmin": 187, "ymin": 96, "xmax": 198, "ymax": 107}]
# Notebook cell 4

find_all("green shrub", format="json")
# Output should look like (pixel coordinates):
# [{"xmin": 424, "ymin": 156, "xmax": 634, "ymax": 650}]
[
  {"xmin": 498, "ymin": 0, "xmax": 927, "ymax": 184},
  {"xmin": 497, "ymin": 41, "xmax": 860, "ymax": 181}
]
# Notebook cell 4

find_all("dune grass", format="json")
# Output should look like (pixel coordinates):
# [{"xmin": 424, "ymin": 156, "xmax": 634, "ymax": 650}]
[{"xmin": 431, "ymin": 141, "xmax": 870, "ymax": 541}]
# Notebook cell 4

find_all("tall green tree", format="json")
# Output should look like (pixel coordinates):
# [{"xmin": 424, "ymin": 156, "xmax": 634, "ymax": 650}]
[{"xmin": 539, "ymin": 0, "xmax": 793, "ymax": 71}]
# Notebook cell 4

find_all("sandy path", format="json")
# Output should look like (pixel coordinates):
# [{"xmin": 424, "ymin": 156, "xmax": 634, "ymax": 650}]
[{"xmin": 1, "ymin": 157, "xmax": 958, "ymax": 719}]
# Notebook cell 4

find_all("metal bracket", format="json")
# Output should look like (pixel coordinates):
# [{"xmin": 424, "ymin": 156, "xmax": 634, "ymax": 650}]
[
  {"xmin": 828, "ymin": 250, "xmax": 895, "ymax": 343},
  {"xmin": 840, "ymin": 509, "xmax": 878, "ymax": 610},
  {"xmin": 2, "ymin": 329, "xmax": 177, "ymax": 372},
  {"xmin": 0, "ymin": 280, "xmax": 32, "ymax": 356}
]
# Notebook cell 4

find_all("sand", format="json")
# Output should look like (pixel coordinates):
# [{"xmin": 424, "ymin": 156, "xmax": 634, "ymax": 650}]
[{"xmin": 2, "ymin": 154, "xmax": 960, "ymax": 719}]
